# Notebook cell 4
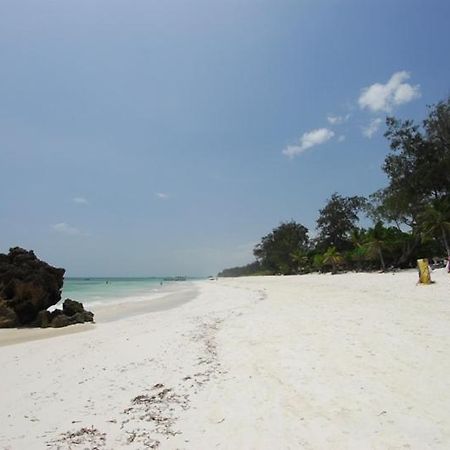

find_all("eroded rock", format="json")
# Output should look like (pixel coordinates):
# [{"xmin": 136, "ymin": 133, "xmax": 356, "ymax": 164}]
[
  {"xmin": 0, "ymin": 302, "xmax": 18, "ymax": 328},
  {"xmin": 0, "ymin": 247, "xmax": 94, "ymax": 328},
  {"xmin": 0, "ymin": 247, "xmax": 65, "ymax": 326}
]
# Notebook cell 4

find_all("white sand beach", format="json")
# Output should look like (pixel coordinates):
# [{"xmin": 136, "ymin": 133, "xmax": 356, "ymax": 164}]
[{"xmin": 1, "ymin": 270, "xmax": 449, "ymax": 449}]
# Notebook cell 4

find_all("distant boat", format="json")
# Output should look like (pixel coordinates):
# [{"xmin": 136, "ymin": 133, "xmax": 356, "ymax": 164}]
[{"xmin": 163, "ymin": 276, "xmax": 187, "ymax": 282}]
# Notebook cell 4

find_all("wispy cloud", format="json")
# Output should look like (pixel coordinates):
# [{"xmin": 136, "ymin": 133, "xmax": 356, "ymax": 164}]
[
  {"xmin": 358, "ymin": 71, "xmax": 420, "ymax": 113},
  {"xmin": 283, "ymin": 128, "xmax": 335, "ymax": 158},
  {"xmin": 338, "ymin": 135, "xmax": 346, "ymax": 142},
  {"xmin": 51, "ymin": 222, "xmax": 81, "ymax": 236},
  {"xmin": 73, "ymin": 197, "xmax": 88, "ymax": 205},
  {"xmin": 156, "ymin": 192, "xmax": 169, "ymax": 199},
  {"xmin": 327, "ymin": 114, "xmax": 350, "ymax": 125},
  {"xmin": 362, "ymin": 118, "xmax": 383, "ymax": 138}
]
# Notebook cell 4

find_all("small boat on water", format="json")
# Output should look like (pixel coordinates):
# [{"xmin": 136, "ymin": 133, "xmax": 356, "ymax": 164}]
[{"xmin": 163, "ymin": 276, "xmax": 187, "ymax": 282}]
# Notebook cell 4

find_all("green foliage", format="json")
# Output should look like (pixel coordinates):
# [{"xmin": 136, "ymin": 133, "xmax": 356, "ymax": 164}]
[
  {"xmin": 377, "ymin": 97, "xmax": 450, "ymax": 229},
  {"xmin": 353, "ymin": 224, "xmax": 416, "ymax": 269},
  {"xmin": 316, "ymin": 193, "xmax": 366, "ymax": 252},
  {"xmin": 253, "ymin": 221, "xmax": 310, "ymax": 274},
  {"xmin": 363, "ymin": 222, "xmax": 387, "ymax": 271},
  {"xmin": 217, "ymin": 261, "xmax": 265, "ymax": 277},
  {"xmin": 322, "ymin": 246, "xmax": 344, "ymax": 273},
  {"xmin": 418, "ymin": 198, "xmax": 450, "ymax": 256},
  {"xmin": 290, "ymin": 248, "xmax": 311, "ymax": 274},
  {"xmin": 218, "ymin": 97, "xmax": 450, "ymax": 277},
  {"xmin": 348, "ymin": 244, "xmax": 368, "ymax": 271},
  {"xmin": 312, "ymin": 253, "xmax": 325, "ymax": 272}
]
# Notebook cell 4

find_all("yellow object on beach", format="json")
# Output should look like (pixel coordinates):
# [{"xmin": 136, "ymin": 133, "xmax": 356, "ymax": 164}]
[{"xmin": 417, "ymin": 258, "xmax": 431, "ymax": 284}]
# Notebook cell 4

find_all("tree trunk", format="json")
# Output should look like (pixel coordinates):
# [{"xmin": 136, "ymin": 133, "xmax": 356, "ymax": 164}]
[
  {"xmin": 331, "ymin": 261, "xmax": 337, "ymax": 274},
  {"xmin": 397, "ymin": 236, "xmax": 420, "ymax": 267},
  {"xmin": 441, "ymin": 226, "xmax": 450, "ymax": 257},
  {"xmin": 378, "ymin": 247, "xmax": 386, "ymax": 271}
]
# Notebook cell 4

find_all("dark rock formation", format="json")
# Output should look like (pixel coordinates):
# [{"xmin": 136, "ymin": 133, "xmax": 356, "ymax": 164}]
[
  {"xmin": 0, "ymin": 302, "xmax": 18, "ymax": 328},
  {"xmin": 45, "ymin": 299, "xmax": 94, "ymax": 328},
  {"xmin": 63, "ymin": 298, "xmax": 86, "ymax": 316},
  {"xmin": 0, "ymin": 247, "xmax": 65, "ymax": 327},
  {"xmin": 0, "ymin": 247, "xmax": 94, "ymax": 328},
  {"xmin": 31, "ymin": 300, "xmax": 94, "ymax": 328}
]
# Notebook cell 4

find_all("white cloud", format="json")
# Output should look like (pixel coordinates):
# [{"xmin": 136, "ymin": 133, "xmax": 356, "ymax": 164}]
[
  {"xmin": 156, "ymin": 192, "xmax": 169, "ymax": 199},
  {"xmin": 362, "ymin": 118, "xmax": 383, "ymax": 138},
  {"xmin": 327, "ymin": 114, "xmax": 350, "ymax": 125},
  {"xmin": 73, "ymin": 197, "xmax": 88, "ymax": 204},
  {"xmin": 283, "ymin": 128, "xmax": 335, "ymax": 158},
  {"xmin": 358, "ymin": 71, "xmax": 420, "ymax": 113},
  {"xmin": 393, "ymin": 83, "xmax": 420, "ymax": 105},
  {"xmin": 51, "ymin": 222, "xmax": 81, "ymax": 236}
]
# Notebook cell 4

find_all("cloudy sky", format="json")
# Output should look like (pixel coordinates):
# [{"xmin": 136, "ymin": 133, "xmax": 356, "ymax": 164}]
[{"xmin": 1, "ymin": 0, "xmax": 449, "ymax": 276}]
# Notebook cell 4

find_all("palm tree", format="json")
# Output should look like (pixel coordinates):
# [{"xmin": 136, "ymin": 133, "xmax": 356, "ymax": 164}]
[
  {"xmin": 350, "ymin": 229, "xmax": 368, "ymax": 271},
  {"xmin": 290, "ymin": 249, "xmax": 309, "ymax": 274},
  {"xmin": 323, "ymin": 246, "xmax": 344, "ymax": 274},
  {"xmin": 364, "ymin": 222, "xmax": 387, "ymax": 271},
  {"xmin": 313, "ymin": 253, "xmax": 325, "ymax": 273},
  {"xmin": 419, "ymin": 200, "xmax": 450, "ymax": 256}
]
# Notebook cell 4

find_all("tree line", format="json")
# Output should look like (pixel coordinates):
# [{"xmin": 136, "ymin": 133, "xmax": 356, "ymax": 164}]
[{"xmin": 218, "ymin": 97, "xmax": 450, "ymax": 277}]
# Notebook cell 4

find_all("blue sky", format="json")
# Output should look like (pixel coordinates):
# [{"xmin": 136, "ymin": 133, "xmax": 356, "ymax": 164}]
[{"xmin": 1, "ymin": 0, "xmax": 449, "ymax": 276}]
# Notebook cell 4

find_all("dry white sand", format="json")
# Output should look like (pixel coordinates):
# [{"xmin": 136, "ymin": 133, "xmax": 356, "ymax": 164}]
[{"xmin": 0, "ymin": 269, "xmax": 449, "ymax": 449}]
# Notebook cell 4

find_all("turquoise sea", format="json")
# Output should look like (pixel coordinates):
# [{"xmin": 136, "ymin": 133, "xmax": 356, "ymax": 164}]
[{"xmin": 61, "ymin": 277, "xmax": 170, "ymax": 308}]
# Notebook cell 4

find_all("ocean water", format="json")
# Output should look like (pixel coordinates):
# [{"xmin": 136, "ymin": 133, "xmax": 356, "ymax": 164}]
[{"xmin": 61, "ymin": 277, "xmax": 171, "ymax": 308}]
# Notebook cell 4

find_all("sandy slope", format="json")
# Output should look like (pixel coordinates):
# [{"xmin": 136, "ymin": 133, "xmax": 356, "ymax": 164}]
[{"xmin": 1, "ymin": 270, "xmax": 449, "ymax": 449}]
